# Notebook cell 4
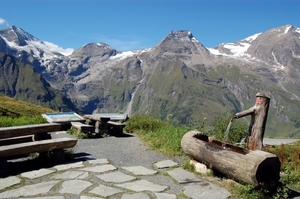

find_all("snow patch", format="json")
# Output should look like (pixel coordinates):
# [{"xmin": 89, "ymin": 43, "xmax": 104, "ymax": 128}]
[
  {"xmin": 284, "ymin": 26, "xmax": 292, "ymax": 34},
  {"xmin": 209, "ymin": 32, "xmax": 260, "ymax": 57},
  {"xmin": 272, "ymin": 51, "xmax": 285, "ymax": 69},
  {"xmin": 244, "ymin": 33, "xmax": 261, "ymax": 42},
  {"xmin": 223, "ymin": 42, "xmax": 251, "ymax": 56},
  {"xmin": 110, "ymin": 48, "xmax": 151, "ymax": 61},
  {"xmin": 208, "ymin": 48, "xmax": 226, "ymax": 56},
  {"xmin": 110, "ymin": 51, "xmax": 136, "ymax": 60},
  {"xmin": 2, "ymin": 35, "xmax": 73, "ymax": 57}
]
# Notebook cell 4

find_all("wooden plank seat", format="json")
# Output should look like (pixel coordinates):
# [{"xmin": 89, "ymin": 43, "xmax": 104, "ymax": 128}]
[
  {"xmin": 0, "ymin": 135, "xmax": 33, "ymax": 146},
  {"xmin": 107, "ymin": 121, "xmax": 126, "ymax": 136},
  {"xmin": 0, "ymin": 137, "xmax": 77, "ymax": 158},
  {"xmin": 71, "ymin": 122, "xmax": 94, "ymax": 133},
  {"xmin": 0, "ymin": 123, "xmax": 62, "ymax": 139},
  {"xmin": 0, "ymin": 123, "xmax": 77, "ymax": 169}
]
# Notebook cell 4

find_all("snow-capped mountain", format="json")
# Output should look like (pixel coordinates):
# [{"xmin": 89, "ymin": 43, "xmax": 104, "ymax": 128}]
[
  {"xmin": 0, "ymin": 26, "xmax": 73, "ymax": 71},
  {"xmin": 1, "ymin": 24, "xmax": 300, "ymax": 138},
  {"xmin": 210, "ymin": 24, "xmax": 300, "ymax": 69}
]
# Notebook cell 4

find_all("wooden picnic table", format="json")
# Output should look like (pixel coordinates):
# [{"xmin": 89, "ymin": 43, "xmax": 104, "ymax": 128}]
[{"xmin": 83, "ymin": 113, "xmax": 127, "ymax": 135}]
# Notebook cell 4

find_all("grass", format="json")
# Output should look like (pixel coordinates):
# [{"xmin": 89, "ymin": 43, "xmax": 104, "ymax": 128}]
[
  {"xmin": 124, "ymin": 114, "xmax": 300, "ymax": 199},
  {"xmin": 0, "ymin": 94, "xmax": 56, "ymax": 117},
  {"xmin": 67, "ymin": 128, "xmax": 89, "ymax": 139},
  {"xmin": 124, "ymin": 114, "xmax": 189, "ymax": 156},
  {"xmin": 265, "ymin": 141, "xmax": 300, "ymax": 191},
  {"xmin": 0, "ymin": 115, "xmax": 47, "ymax": 127},
  {"xmin": 0, "ymin": 94, "xmax": 53, "ymax": 127}
]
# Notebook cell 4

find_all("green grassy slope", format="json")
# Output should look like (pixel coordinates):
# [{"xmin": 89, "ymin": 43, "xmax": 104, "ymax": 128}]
[{"xmin": 0, "ymin": 94, "xmax": 56, "ymax": 117}]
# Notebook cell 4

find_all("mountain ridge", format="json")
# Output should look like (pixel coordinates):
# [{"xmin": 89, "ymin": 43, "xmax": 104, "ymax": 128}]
[{"xmin": 0, "ymin": 24, "xmax": 300, "ymax": 138}]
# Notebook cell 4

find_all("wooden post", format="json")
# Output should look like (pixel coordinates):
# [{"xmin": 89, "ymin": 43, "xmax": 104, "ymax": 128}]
[{"xmin": 234, "ymin": 92, "xmax": 270, "ymax": 150}]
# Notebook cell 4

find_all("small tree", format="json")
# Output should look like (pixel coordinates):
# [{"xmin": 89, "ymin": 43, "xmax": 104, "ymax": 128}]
[{"xmin": 213, "ymin": 113, "xmax": 248, "ymax": 144}]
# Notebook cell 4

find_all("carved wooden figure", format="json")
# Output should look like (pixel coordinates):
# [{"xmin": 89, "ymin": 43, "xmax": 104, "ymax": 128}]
[{"xmin": 234, "ymin": 92, "xmax": 270, "ymax": 150}]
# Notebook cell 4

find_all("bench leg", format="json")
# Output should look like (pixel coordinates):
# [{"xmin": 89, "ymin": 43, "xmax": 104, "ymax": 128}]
[
  {"xmin": 52, "ymin": 149, "xmax": 65, "ymax": 164},
  {"xmin": 33, "ymin": 133, "xmax": 52, "ymax": 141},
  {"xmin": 39, "ymin": 149, "xmax": 65, "ymax": 164},
  {"xmin": 95, "ymin": 121, "xmax": 100, "ymax": 134},
  {"xmin": 107, "ymin": 126, "xmax": 124, "ymax": 136},
  {"xmin": 0, "ymin": 158, "xmax": 8, "ymax": 177}
]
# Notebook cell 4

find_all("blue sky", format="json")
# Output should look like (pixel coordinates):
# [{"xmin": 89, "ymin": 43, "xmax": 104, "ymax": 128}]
[{"xmin": 1, "ymin": 0, "xmax": 299, "ymax": 51}]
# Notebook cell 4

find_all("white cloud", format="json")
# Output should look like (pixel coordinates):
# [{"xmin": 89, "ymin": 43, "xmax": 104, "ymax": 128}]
[
  {"xmin": 0, "ymin": 18, "xmax": 9, "ymax": 27},
  {"xmin": 0, "ymin": 18, "xmax": 5, "ymax": 24}
]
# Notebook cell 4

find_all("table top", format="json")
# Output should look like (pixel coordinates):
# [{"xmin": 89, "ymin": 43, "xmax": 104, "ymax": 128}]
[
  {"xmin": 84, "ymin": 113, "xmax": 127, "ymax": 121},
  {"xmin": 42, "ymin": 112, "xmax": 86, "ymax": 123}
]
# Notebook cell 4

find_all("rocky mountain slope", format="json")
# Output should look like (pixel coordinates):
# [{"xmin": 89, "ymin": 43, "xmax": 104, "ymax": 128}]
[
  {"xmin": 0, "ymin": 52, "xmax": 79, "ymax": 112},
  {"xmin": 0, "ymin": 25, "xmax": 300, "ymax": 138}
]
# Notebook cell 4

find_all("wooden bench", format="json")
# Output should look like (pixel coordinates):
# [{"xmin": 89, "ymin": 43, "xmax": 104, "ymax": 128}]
[
  {"xmin": 0, "ymin": 123, "xmax": 77, "ymax": 172},
  {"xmin": 71, "ymin": 122, "xmax": 94, "ymax": 133},
  {"xmin": 107, "ymin": 121, "xmax": 126, "ymax": 136}
]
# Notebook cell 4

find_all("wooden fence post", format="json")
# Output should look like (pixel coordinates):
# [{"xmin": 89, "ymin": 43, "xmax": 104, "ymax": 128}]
[{"xmin": 235, "ymin": 92, "xmax": 270, "ymax": 150}]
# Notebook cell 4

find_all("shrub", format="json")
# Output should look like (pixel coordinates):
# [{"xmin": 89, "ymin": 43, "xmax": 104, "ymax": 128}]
[
  {"xmin": 212, "ymin": 113, "xmax": 248, "ymax": 144},
  {"xmin": 265, "ymin": 141, "xmax": 300, "ymax": 191},
  {"xmin": 124, "ymin": 114, "xmax": 189, "ymax": 156},
  {"xmin": 124, "ymin": 114, "xmax": 167, "ymax": 133}
]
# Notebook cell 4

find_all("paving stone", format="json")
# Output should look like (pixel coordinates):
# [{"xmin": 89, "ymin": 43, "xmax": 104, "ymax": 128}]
[
  {"xmin": 122, "ymin": 166, "xmax": 158, "ymax": 175},
  {"xmin": 87, "ymin": 159, "xmax": 109, "ymax": 165},
  {"xmin": 0, "ymin": 176, "xmax": 21, "ymax": 191},
  {"xmin": 21, "ymin": 168, "xmax": 55, "ymax": 179},
  {"xmin": 80, "ymin": 164, "xmax": 117, "ymax": 173},
  {"xmin": 60, "ymin": 179, "xmax": 93, "ymax": 195},
  {"xmin": 52, "ymin": 170, "xmax": 89, "ymax": 180},
  {"xmin": 183, "ymin": 183, "xmax": 231, "ymax": 199},
  {"xmin": 80, "ymin": 196, "xmax": 104, "ymax": 199},
  {"xmin": 154, "ymin": 160, "xmax": 178, "ymax": 169},
  {"xmin": 89, "ymin": 184, "xmax": 122, "ymax": 197},
  {"xmin": 167, "ymin": 167, "xmax": 203, "ymax": 184},
  {"xmin": 155, "ymin": 192, "xmax": 177, "ymax": 199},
  {"xmin": 87, "ymin": 159, "xmax": 109, "ymax": 164},
  {"xmin": 121, "ymin": 193, "xmax": 150, "ymax": 199},
  {"xmin": 96, "ymin": 171, "xmax": 136, "ymax": 183},
  {"xmin": 19, "ymin": 197, "xmax": 65, "ymax": 199},
  {"xmin": 53, "ymin": 161, "xmax": 84, "ymax": 171},
  {"xmin": 0, "ymin": 180, "xmax": 59, "ymax": 198},
  {"xmin": 116, "ymin": 179, "xmax": 168, "ymax": 192}
]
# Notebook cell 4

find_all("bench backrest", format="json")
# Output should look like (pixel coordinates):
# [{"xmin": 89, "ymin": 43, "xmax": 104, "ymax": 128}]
[{"xmin": 0, "ymin": 123, "xmax": 62, "ymax": 139}]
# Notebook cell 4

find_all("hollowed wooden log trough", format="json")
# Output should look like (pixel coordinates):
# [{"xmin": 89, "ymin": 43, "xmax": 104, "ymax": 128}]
[{"xmin": 181, "ymin": 130, "xmax": 280, "ymax": 190}]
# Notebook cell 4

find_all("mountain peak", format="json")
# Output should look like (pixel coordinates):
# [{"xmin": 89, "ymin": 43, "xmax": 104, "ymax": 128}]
[
  {"xmin": 268, "ymin": 24, "xmax": 298, "ymax": 36},
  {"xmin": 155, "ymin": 30, "xmax": 205, "ymax": 49},
  {"xmin": 71, "ymin": 42, "xmax": 117, "ymax": 58},
  {"xmin": 0, "ymin": 26, "xmax": 37, "ymax": 46},
  {"xmin": 164, "ymin": 30, "xmax": 199, "ymax": 44},
  {"xmin": 151, "ymin": 30, "xmax": 213, "ymax": 65}
]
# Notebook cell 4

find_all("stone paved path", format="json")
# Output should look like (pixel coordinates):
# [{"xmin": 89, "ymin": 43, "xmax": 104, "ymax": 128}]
[{"xmin": 0, "ymin": 157, "xmax": 231, "ymax": 199}]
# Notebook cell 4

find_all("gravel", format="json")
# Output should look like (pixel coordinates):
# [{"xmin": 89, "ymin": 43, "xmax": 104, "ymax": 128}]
[{"xmin": 54, "ymin": 132, "xmax": 185, "ymax": 168}]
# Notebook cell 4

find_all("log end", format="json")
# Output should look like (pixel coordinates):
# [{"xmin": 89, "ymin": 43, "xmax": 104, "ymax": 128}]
[{"xmin": 255, "ymin": 156, "xmax": 281, "ymax": 191}]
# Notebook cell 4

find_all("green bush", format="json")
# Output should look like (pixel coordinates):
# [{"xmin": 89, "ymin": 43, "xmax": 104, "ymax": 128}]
[
  {"xmin": 124, "ymin": 114, "xmax": 189, "ymax": 156},
  {"xmin": 266, "ymin": 141, "xmax": 300, "ymax": 191},
  {"xmin": 124, "ymin": 114, "xmax": 167, "ymax": 133},
  {"xmin": 212, "ymin": 113, "xmax": 248, "ymax": 144},
  {"xmin": 67, "ymin": 128, "xmax": 89, "ymax": 139}
]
